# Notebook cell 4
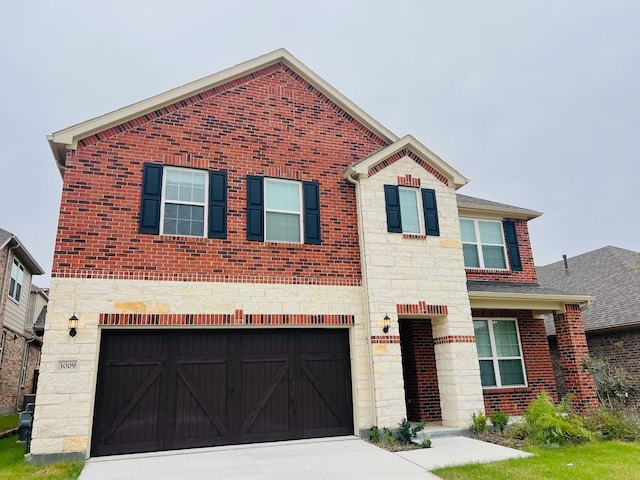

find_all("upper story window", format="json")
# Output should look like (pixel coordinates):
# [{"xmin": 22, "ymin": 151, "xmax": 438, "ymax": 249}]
[
  {"xmin": 247, "ymin": 175, "xmax": 321, "ymax": 245},
  {"xmin": 162, "ymin": 168, "xmax": 207, "ymax": 237},
  {"xmin": 384, "ymin": 185, "xmax": 440, "ymax": 236},
  {"xmin": 265, "ymin": 179, "xmax": 302, "ymax": 243},
  {"xmin": 474, "ymin": 318, "xmax": 526, "ymax": 388},
  {"xmin": 139, "ymin": 163, "xmax": 227, "ymax": 239},
  {"xmin": 460, "ymin": 219, "xmax": 508, "ymax": 269},
  {"xmin": 9, "ymin": 258, "xmax": 25, "ymax": 302}
]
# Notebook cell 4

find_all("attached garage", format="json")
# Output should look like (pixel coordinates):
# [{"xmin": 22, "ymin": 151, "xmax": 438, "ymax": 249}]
[{"xmin": 91, "ymin": 328, "xmax": 353, "ymax": 456}]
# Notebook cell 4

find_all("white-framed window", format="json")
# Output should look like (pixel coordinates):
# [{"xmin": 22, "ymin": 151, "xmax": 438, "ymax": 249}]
[
  {"xmin": 399, "ymin": 187, "xmax": 421, "ymax": 234},
  {"xmin": 19, "ymin": 344, "xmax": 29, "ymax": 388},
  {"xmin": 264, "ymin": 178, "xmax": 303, "ymax": 243},
  {"xmin": 160, "ymin": 167, "xmax": 208, "ymax": 237},
  {"xmin": 474, "ymin": 318, "xmax": 526, "ymax": 388},
  {"xmin": 0, "ymin": 331, "xmax": 6, "ymax": 365},
  {"xmin": 8, "ymin": 258, "xmax": 25, "ymax": 302},
  {"xmin": 460, "ymin": 218, "xmax": 508, "ymax": 269}
]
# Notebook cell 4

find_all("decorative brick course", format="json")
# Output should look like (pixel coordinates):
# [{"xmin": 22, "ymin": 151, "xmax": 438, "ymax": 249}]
[
  {"xmin": 396, "ymin": 302, "xmax": 448, "ymax": 316},
  {"xmin": 433, "ymin": 335, "xmax": 476, "ymax": 345},
  {"xmin": 99, "ymin": 312, "xmax": 354, "ymax": 327},
  {"xmin": 367, "ymin": 149, "xmax": 449, "ymax": 185},
  {"xmin": 370, "ymin": 335, "xmax": 400, "ymax": 344},
  {"xmin": 397, "ymin": 174, "xmax": 421, "ymax": 187}
]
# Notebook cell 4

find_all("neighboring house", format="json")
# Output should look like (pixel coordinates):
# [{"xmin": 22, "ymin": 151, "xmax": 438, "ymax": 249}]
[
  {"xmin": 538, "ymin": 246, "xmax": 640, "ymax": 404},
  {"xmin": 31, "ymin": 49, "xmax": 597, "ymax": 461},
  {"xmin": 0, "ymin": 227, "xmax": 46, "ymax": 414}
]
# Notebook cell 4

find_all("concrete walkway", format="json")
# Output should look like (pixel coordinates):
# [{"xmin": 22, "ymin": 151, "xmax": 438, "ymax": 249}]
[{"xmin": 78, "ymin": 435, "xmax": 531, "ymax": 480}]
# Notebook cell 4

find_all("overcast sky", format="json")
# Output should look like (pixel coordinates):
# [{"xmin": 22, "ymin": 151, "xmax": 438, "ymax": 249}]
[{"xmin": 1, "ymin": 1, "xmax": 638, "ymax": 286}]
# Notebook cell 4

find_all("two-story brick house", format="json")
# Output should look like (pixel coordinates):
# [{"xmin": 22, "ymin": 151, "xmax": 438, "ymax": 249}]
[
  {"xmin": 31, "ymin": 49, "xmax": 596, "ymax": 461},
  {"xmin": 0, "ymin": 227, "xmax": 46, "ymax": 414}
]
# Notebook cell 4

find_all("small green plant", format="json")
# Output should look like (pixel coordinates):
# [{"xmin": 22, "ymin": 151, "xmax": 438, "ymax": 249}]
[
  {"xmin": 383, "ymin": 427, "xmax": 394, "ymax": 446},
  {"xmin": 395, "ymin": 418, "xmax": 426, "ymax": 444},
  {"xmin": 490, "ymin": 410, "xmax": 509, "ymax": 433},
  {"xmin": 420, "ymin": 437, "xmax": 432, "ymax": 448},
  {"xmin": 523, "ymin": 391, "xmax": 593, "ymax": 445},
  {"xmin": 368, "ymin": 425, "xmax": 381, "ymax": 443},
  {"xmin": 470, "ymin": 410, "xmax": 488, "ymax": 434}
]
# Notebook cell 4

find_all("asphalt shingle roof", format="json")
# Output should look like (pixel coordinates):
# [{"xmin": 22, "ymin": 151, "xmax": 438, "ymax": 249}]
[
  {"xmin": 537, "ymin": 246, "xmax": 640, "ymax": 334},
  {"xmin": 466, "ymin": 281, "xmax": 574, "ymax": 296}
]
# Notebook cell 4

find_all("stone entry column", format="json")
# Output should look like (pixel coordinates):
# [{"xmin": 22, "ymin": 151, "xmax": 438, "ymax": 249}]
[{"xmin": 553, "ymin": 304, "xmax": 598, "ymax": 409}]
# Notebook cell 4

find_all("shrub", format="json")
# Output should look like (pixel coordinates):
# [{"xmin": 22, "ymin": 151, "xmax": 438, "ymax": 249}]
[
  {"xmin": 523, "ymin": 391, "xmax": 593, "ymax": 445},
  {"xmin": 470, "ymin": 410, "xmax": 489, "ymax": 434},
  {"xmin": 383, "ymin": 427, "xmax": 394, "ymax": 446},
  {"xmin": 490, "ymin": 411, "xmax": 509, "ymax": 433},
  {"xmin": 582, "ymin": 357, "xmax": 631, "ymax": 408},
  {"xmin": 395, "ymin": 418, "xmax": 425, "ymax": 444},
  {"xmin": 420, "ymin": 437, "xmax": 432, "ymax": 448},
  {"xmin": 582, "ymin": 406, "xmax": 640, "ymax": 441},
  {"xmin": 369, "ymin": 425, "xmax": 380, "ymax": 443}
]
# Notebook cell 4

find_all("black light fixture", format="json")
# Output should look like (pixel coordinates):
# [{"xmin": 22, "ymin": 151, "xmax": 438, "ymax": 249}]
[
  {"xmin": 69, "ymin": 314, "xmax": 78, "ymax": 337},
  {"xmin": 383, "ymin": 314, "xmax": 391, "ymax": 334}
]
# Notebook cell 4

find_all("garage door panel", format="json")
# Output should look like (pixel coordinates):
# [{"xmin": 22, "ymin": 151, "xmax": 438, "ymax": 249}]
[{"xmin": 92, "ymin": 329, "xmax": 352, "ymax": 456}]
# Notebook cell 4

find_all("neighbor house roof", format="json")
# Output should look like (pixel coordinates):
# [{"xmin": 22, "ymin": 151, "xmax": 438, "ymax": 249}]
[
  {"xmin": 47, "ymin": 48, "xmax": 399, "ymax": 176},
  {"xmin": 538, "ymin": 246, "xmax": 640, "ymax": 335},
  {"xmin": 0, "ymin": 227, "xmax": 45, "ymax": 275}
]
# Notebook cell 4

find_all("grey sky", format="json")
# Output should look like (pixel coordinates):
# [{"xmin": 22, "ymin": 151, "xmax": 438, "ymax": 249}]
[{"xmin": 1, "ymin": 1, "xmax": 638, "ymax": 286}]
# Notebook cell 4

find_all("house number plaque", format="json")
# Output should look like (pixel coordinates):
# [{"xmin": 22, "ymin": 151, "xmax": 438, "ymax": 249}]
[{"xmin": 56, "ymin": 360, "xmax": 78, "ymax": 371}]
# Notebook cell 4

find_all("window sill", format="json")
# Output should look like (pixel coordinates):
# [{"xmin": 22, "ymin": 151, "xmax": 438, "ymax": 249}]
[
  {"xmin": 402, "ymin": 233, "xmax": 427, "ymax": 240},
  {"xmin": 465, "ymin": 268, "xmax": 511, "ymax": 273},
  {"xmin": 265, "ymin": 241, "xmax": 305, "ymax": 249},
  {"xmin": 482, "ymin": 386, "xmax": 530, "ymax": 394}
]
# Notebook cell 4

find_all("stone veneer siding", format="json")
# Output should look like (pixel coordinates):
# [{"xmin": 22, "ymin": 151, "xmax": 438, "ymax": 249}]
[
  {"xmin": 356, "ymin": 155, "xmax": 484, "ymax": 428},
  {"xmin": 30, "ymin": 278, "xmax": 370, "ymax": 457}
]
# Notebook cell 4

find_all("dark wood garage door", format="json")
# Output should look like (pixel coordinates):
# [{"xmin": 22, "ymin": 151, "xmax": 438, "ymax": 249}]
[{"xmin": 91, "ymin": 329, "xmax": 353, "ymax": 456}]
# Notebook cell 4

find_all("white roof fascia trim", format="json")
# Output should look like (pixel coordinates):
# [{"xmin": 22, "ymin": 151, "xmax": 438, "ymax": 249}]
[
  {"xmin": 458, "ymin": 204, "xmax": 542, "ymax": 220},
  {"xmin": 468, "ymin": 291, "xmax": 592, "ymax": 312},
  {"xmin": 345, "ymin": 134, "xmax": 469, "ymax": 189},
  {"xmin": 48, "ymin": 48, "xmax": 398, "ymax": 155}
]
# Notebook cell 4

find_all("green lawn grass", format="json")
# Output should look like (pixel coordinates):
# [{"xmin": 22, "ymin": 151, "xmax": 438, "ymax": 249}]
[
  {"xmin": 0, "ymin": 434, "xmax": 83, "ymax": 480},
  {"xmin": 0, "ymin": 414, "xmax": 19, "ymax": 432},
  {"xmin": 434, "ymin": 441, "xmax": 640, "ymax": 480}
]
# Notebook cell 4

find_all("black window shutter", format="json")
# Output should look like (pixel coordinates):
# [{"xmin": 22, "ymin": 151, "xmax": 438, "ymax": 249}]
[
  {"xmin": 384, "ymin": 185, "xmax": 402, "ymax": 233},
  {"xmin": 246, "ymin": 175, "xmax": 264, "ymax": 241},
  {"xmin": 421, "ymin": 188, "xmax": 440, "ymax": 236},
  {"xmin": 503, "ymin": 220, "xmax": 522, "ymax": 271},
  {"xmin": 208, "ymin": 170, "xmax": 227, "ymax": 239},
  {"xmin": 139, "ymin": 163, "xmax": 163, "ymax": 234},
  {"xmin": 303, "ymin": 181, "xmax": 321, "ymax": 244}
]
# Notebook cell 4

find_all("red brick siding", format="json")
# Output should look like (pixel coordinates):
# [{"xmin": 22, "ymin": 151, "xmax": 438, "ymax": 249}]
[
  {"xmin": 399, "ymin": 319, "xmax": 442, "ymax": 422},
  {"xmin": 553, "ymin": 305, "xmax": 598, "ymax": 410},
  {"xmin": 465, "ymin": 218, "xmax": 537, "ymax": 284},
  {"xmin": 473, "ymin": 309, "xmax": 557, "ymax": 416},
  {"xmin": 52, "ymin": 63, "xmax": 388, "ymax": 281},
  {"xmin": 549, "ymin": 327, "xmax": 640, "ymax": 407}
]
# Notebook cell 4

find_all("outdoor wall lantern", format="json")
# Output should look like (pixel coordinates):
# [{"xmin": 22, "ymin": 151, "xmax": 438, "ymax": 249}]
[
  {"xmin": 383, "ymin": 314, "xmax": 391, "ymax": 334},
  {"xmin": 68, "ymin": 314, "xmax": 78, "ymax": 337}
]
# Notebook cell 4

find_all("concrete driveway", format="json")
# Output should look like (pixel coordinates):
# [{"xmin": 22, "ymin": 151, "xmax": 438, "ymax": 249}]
[{"xmin": 78, "ymin": 435, "xmax": 530, "ymax": 480}]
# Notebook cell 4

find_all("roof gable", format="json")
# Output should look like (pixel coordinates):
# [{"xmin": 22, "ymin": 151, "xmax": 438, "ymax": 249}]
[
  {"xmin": 48, "ymin": 49, "xmax": 399, "ymax": 175},
  {"xmin": 344, "ymin": 135, "xmax": 469, "ymax": 189}
]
